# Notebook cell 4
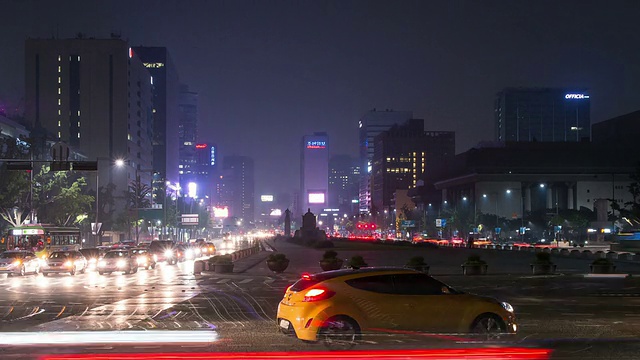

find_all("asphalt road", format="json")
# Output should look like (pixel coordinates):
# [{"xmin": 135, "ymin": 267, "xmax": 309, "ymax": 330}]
[{"xmin": 0, "ymin": 240, "xmax": 639, "ymax": 359}]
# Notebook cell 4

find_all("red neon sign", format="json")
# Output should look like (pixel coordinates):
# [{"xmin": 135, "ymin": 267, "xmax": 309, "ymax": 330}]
[{"xmin": 195, "ymin": 144, "xmax": 207, "ymax": 149}]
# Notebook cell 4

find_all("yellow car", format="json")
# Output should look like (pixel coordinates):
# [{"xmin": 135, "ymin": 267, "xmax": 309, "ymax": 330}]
[{"xmin": 277, "ymin": 268, "xmax": 516, "ymax": 346}]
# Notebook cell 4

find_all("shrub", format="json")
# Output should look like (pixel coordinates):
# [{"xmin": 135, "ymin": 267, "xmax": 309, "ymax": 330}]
[
  {"xmin": 592, "ymin": 258, "xmax": 614, "ymax": 266},
  {"xmin": 312, "ymin": 240, "xmax": 334, "ymax": 248},
  {"xmin": 533, "ymin": 252, "xmax": 553, "ymax": 264},
  {"xmin": 406, "ymin": 256, "xmax": 428, "ymax": 267},
  {"xmin": 464, "ymin": 254, "xmax": 487, "ymax": 265},
  {"xmin": 209, "ymin": 255, "xmax": 232, "ymax": 265},
  {"xmin": 347, "ymin": 255, "xmax": 368, "ymax": 269},
  {"xmin": 267, "ymin": 253, "xmax": 288, "ymax": 262},
  {"xmin": 322, "ymin": 250, "xmax": 338, "ymax": 260}
]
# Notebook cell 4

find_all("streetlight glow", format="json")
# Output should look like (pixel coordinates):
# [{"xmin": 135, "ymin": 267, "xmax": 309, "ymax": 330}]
[
  {"xmin": 463, "ymin": 197, "xmax": 467, "ymax": 201},
  {"xmin": 115, "ymin": 159, "xmax": 125, "ymax": 167},
  {"xmin": 506, "ymin": 189, "xmax": 512, "ymax": 194},
  {"xmin": 483, "ymin": 194, "xmax": 487, "ymax": 198}
]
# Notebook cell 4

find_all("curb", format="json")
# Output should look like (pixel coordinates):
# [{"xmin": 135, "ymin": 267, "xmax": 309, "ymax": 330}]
[{"xmin": 583, "ymin": 273, "xmax": 630, "ymax": 278}]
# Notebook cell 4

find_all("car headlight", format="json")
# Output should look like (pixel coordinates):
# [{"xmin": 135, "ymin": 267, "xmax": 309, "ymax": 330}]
[
  {"xmin": 98, "ymin": 260, "xmax": 107, "ymax": 267},
  {"xmin": 164, "ymin": 249, "xmax": 173, "ymax": 258},
  {"xmin": 137, "ymin": 257, "xmax": 147, "ymax": 265},
  {"xmin": 153, "ymin": 254, "xmax": 158, "ymax": 261},
  {"xmin": 89, "ymin": 258, "xmax": 97, "ymax": 264},
  {"xmin": 116, "ymin": 260, "xmax": 127, "ymax": 268},
  {"xmin": 501, "ymin": 302, "xmax": 514, "ymax": 313},
  {"xmin": 64, "ymin": 261, "xmax": 73, "ymax": 267},
  {"xmin": 185, "ymin": 249, "xmax": 194, "ymax": 258},
  {"xmin": 12, "ymin": 260, "xmax": 21, "ymax": 267},
  {"xmin": 195, "ymin": 248, "xmax": 201, "ymax": 255}
]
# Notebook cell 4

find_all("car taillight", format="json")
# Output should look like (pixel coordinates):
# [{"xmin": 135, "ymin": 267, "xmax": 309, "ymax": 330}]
[{"xmin": 303, "ymin": 288, "xmax": 335, "ymax": 302}]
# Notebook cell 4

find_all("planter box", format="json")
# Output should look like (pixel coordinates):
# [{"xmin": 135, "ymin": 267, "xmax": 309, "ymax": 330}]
[
  {"xmin": 461, "ymin": 264, "xmax": 488, "ymax": 275},
  {"xmin": 530, "ymin": 263, "xmax": 557, "ymax": 275},
  {"xmin": 319, "ymin": 259, "xmax": 343, "ymax": 271},
  {"xmin": 405, "ymin": 265, "xmax": 430, "ymax": 274},
  {"xmin": 267, "ymin": 260, "xmax": 290, "ymax": 273},
  {"xmin": 214, "ymin": 263, "xmax": 234, "ymax": 273},
  {"xmin": 590, "ymin": 264, "xmax": 616, "ymax": 274}
]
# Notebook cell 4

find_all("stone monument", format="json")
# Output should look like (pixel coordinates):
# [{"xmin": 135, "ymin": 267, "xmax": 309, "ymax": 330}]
[{"xmin": 293, "ymin": 208, "xmax": 327, "ymax": 243}]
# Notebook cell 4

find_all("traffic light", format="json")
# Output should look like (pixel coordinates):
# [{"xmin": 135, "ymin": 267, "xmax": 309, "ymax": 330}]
[{"xmin": 6, "ymin": 162, "xmax": 32, "ymax": 171}]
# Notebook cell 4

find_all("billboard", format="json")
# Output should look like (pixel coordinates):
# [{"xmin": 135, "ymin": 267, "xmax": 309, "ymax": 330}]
[
  {"xmin": 213, "ymin": 206, "xmax": 229, "ymax": 218},
  {"xmin": 308, "ymin": 192, "xmax": 326, "ymax": 204},
  {"xmin": 261, "ymin": 195, "xmax": 274, "ymax": 202}
]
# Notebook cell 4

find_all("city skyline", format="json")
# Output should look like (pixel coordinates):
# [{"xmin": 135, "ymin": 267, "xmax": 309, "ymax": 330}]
[{"xmin": 2, "ymin": 1, "xmax": 640, "ymax": 197}]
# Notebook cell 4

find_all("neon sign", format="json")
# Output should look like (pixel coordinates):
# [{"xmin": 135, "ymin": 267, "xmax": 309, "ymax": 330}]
[
  {"xmin": 306, "ymin": 141, "xmax": 326, "ymax": 149},
  {"xmin": 143, "ymin": 62, "xmax": 165, "ymax": 68},
  {"xmin": 195, "ymin": 144, "xmax": 207, "ymax": 149},
  {"xmin": 565, "ymin": 93, "xmax": 590, "ymax": 99}
]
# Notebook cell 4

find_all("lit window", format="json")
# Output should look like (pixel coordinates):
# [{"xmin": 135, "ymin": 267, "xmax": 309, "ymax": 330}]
[
  {"xmin": 77, "ymin": 56, "xmax": 80, "ymax": 61},
  {"xmin": 57, "ymin": 132, "xmax": 61, "ymax": 138},
  {"xmin": 58, "ymin": 110, "xmax": 61, "ymax": 115},
  {"xmin": 58, "ymin": 55, "xmax": 61, "ymax": 61},
  {"xmin": 58, "ymin": 99, "xmax": 61, "ymax": 105},
  {"xmin": 58, "ymin": 121, "xmax": 61, "ymax": 127},
  {"xmin": 153, "ymin": 109, "xmax": 156, "ymax": 113},
  {"xmin": 77, "ymin": 133, "xmax": 80, "ymax": 138},
  {"xmin": 77, "ymin": 110, "xmax": 80, "ymax": 116},
  {"xmin": 58, "ymin": 88, "xmax": 61, "ymax": 94},
  {"xmin": 128, "ymin": 134, "xmax": 131, "ymax": 140},
  {"xmin": 58, "ymin": 66, "xmax": 61, "ymax": 73},
  {"xmin": 58, "ymin": 77, "xmax": 61, "ymax": 84},
  {"xmin": 77, "ymin": 122, "xmax": 80, "ymax": 127}
]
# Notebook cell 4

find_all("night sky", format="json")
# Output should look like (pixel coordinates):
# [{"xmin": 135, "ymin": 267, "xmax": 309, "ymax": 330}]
[{"xmin": 2, "ymin": 0, "xmax": 640, "ymax": 196}]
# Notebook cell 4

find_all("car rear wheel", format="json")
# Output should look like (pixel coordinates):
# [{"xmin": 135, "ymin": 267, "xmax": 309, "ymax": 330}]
[
  {"xmin": 318, "ymin": 316, "xmax": 360, "ymax": 350},
  {"xmin": 470, "ymin": 314, "xmax": 506, "ymax": 340}
]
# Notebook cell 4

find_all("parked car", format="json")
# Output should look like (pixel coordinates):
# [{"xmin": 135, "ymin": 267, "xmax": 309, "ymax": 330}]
[
  {"xmin": 97, "ymin": 250, "xmax": 138, "ymax": 275},
  {"xmin": 277, "ymin": 268, "xmax": 517, "ymax": 346},
  {"xmin": 0, "ymin": 250, "xmax": 41, "ymax": 276},
  {"xmin": 42, "ymin": 251, "xmax": 88, "ymax": 276},
  {"xmin": 131, "ymin": 248, "xmax": 156, "ymax": 270}
]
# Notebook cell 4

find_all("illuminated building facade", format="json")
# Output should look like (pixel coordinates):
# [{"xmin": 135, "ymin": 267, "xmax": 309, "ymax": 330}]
[
  {"xmin": 177, "ymin": 84, "xmax": 198, "ymax": 190},
  {"xmin": 358, "ymin": 109, "xmax": 413, "ymax": 214},
  {"xmin": 301, "ymin": 132, "xmax": 329, "ymax": 215},
  {"xmin": 371, "ymin": 119, "xmax": 455, "ymax": 213},
  {"xmin": 495, "ymin": 88, "xmax": 591, "ymax": 143}
]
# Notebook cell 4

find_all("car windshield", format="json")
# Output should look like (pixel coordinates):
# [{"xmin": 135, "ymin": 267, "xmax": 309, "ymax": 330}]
[
  {"xmin": 0, "ymin": 252, "xmax": 24, "ymax": 259},
  {"xmin": 131, "ymin": 249, "xmax": 147, "ymax": 255},
  {"xmin": 104, "ymin": 251, "xmax": 128, "ymax": 258},
  {"xmin": 49, "ymin": 252, "xmax": 73, "ymax": 259},
  {"xmin": 80, "ymin": 249, "xmax": 99, "ymax": 258}
]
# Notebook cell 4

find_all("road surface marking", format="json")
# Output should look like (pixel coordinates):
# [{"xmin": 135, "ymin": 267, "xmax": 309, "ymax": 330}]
[{"xmin": 238, "ymin": 279, "xmax": 253, "ymax": 284}]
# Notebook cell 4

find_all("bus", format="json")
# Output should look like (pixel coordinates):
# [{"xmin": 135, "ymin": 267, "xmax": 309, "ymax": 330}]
[{"xmin": 2, "ymin": 224, "xmax": 81, "ymax": 259}]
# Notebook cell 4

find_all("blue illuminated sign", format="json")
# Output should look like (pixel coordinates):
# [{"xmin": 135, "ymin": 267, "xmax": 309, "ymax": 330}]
[
  {"xmin": 306, "ymin": 141, "xmax": 326, "ymax": 149},
  {"xmin": 565, "ymin": 93, "xmax": 590, "ymax": 99},
  {"xmin": 210, "ymin": 146, "xmax": 216, "ymax": 166}
]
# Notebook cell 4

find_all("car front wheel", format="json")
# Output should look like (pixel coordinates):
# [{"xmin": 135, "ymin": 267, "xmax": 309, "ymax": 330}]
[{"xmin": 470, "ymin": 314, "xmax": 506, "ymax": 340}]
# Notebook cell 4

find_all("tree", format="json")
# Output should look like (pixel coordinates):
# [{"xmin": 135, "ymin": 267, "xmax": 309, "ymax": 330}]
[
  {"xmin": 0, "ymin": 135, "xmax": 32, "ymax": 227},
  {"xmin": 32, "ymin": 166, "xmax": 94, "ymax": 226},
  {"xmin": 125, "ymin": 177, "xmax": 152, "ymax": 243}
]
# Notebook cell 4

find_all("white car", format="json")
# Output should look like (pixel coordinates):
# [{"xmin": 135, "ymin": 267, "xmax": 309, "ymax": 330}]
[{"xmin": 0, "ymin": 251, "xmax": 41, "ymax": 276}]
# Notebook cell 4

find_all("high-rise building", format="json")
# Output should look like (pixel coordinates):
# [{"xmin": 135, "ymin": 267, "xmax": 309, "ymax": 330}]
[
  {"xmin": 193, "ymin": 142, "xmax": 216, "ymax": 200},
  {"xmin": 131, "ymin": 46, "xmax": 180, "ymax": 188},
  {"xmin": 371, "ymin": 119, "xmax": 455, "ymax": 213},
  {"xmin": 177, "ymin": 84, "xmax": 198, "ymax": 190},
  {"xmin": 301, "ymin": 132, "xmax": 329, "ymax": 215},
  {"xmin": 25, "ymin": 37, "xmax": 154, "ymax": 214},
  {"xmin": 220, "ymin": 155, "xmax": 254, "ymax": 224},
  {"xmin": 495, "ymin": 88, "xmax": 591, "ymax": 143},
  {"xmin": 358, "ymin": 109, "xmax": 413, "ymax": 214},
  {"xmin": 329, "ymin": 155, "xmax": 360, "ymax": 215}
]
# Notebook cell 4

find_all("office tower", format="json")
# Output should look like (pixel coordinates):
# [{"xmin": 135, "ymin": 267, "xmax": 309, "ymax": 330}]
[
  {"xmin": 495, "ymin": 88, "xmax": 591, "ymax": 143},
  {"xmin": 371, "ymin": 119, "xmax": 455, "ymax": 212},
  {"xmin": 220, "ymin": 155, "xmax": 254, "ymax": 224},
  {"xmin": 329, "ymin": 155, "xmax": 360, "ymax": 214},
  {"xmin": 25, "ymin": 37, "xmax": 154, "ymax": 213},
  {"xmin": 177, "ymin": 84, "xmax": 198, "ymax": 191},
  {"xmin": 301, "ymin": 132, "xmax": 329, "ymax": 215},
  {"xmin": 358, "ymin": 109, "xmax": 413, "ymax": 213},
  {"xmin": 131, "ymin": 46, "xmax": 180, "ymax": 187}
]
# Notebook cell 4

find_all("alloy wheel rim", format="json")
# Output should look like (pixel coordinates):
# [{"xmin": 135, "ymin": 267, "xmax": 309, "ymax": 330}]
[{"xmin": 322, "ymin": 320, "xmax": 357, "ymax": 348}]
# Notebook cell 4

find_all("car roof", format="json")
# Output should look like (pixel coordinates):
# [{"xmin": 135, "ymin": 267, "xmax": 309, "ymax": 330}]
[{"xmin": 309, "ymin": 267, "xmax": 420, "ymax": 282}]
